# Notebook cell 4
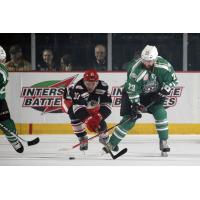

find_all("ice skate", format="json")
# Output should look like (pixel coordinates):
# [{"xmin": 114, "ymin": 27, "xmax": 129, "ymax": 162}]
[
  {"xmin": 102, "ymin": 143, "xmax": 113, "ymax": 154},
  {"xmin": 79, "ymin": 135, "xmax": 88, "ymax": 151},
  {"xmin": 160, "ymin": 140, "xmax": 170, "ymax": 157},
  {"xmin": 9, "ymin": 139, "xmax": 24, "ymax": 153},
  {"xmin": 101, "ymin": 142, "xmax": 127, "ymax": 159},
  {"xmin": 102, "ymin": 142, "xmax": 119, "ymax": 153},
  {"xmin": 99, "ymin": 132, "xmax": 109, "ymax": 145}
]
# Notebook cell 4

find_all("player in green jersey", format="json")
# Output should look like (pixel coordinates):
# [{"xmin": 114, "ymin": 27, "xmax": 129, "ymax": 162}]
[
  {"xmin": 104, "ymin": 45, "xmax": 178, "ymax": 156},
  {"xmin": 0, "ymin": 46, "xmax": 24, "ymax": 153}
]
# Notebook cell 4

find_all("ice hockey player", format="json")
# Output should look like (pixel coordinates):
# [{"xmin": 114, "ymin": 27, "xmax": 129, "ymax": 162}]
[
  {"xmin": 63, "ymin": 69, "xmax": 116, "ymax": 151},
  {"xmin": 104, "ymin": 45, "xmax": 178, "ymax": 156},
  {"xmin": 0, "ymin": 46, "xmax": 24, "ymax": 153}
]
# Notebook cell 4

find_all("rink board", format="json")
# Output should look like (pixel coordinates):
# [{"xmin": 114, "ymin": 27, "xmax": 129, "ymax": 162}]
[
  {"xmin": 1, "ymin": 123, "xmax": 200, "ymax": 135},
  {"xmin": 2, "ymin": 72, "xmax": 200, "ymax": 134}
]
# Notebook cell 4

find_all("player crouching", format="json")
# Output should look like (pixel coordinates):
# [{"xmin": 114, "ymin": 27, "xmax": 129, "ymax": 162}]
[{"xmin": 63, "ymin": 69, "xmax": 118, "ymax": 151}]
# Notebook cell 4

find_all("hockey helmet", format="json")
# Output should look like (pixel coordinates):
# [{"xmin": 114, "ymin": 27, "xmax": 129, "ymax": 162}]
[
  {"xmin": 83, "ymin": 69, "xmax": 99, "ymax": 82},
  {"xmin": 141, "ymin": 45, "xmax": 158, "ymax": 61}
]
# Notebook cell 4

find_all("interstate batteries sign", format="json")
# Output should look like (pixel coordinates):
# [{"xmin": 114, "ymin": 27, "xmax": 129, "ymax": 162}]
[
  {"xmin": 20, "ymin": 75, "xmax": 78, "ymax": 113},
  {"xmin": 111, "ymin": 86, "xmax": 183, "ymax": 108},
  {"xmin": 6, "ymin": 72, "xmax": 193, "ymax": 124}
]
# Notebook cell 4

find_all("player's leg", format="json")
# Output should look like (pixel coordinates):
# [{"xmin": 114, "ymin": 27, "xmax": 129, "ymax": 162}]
[
  {"xmin": 106, "ymin": 89, "xmax": 136, "ymax": 151},
  {"xmin": 107, "ymin": 115, "xmax": 136, "ymax": 150},
  {"xmin": 98, "ymin": 120, "xmax": 109, "ymax": 144},
  {"xmin": 97, "ymin": 120, "xmax": 119, "ymax": 151},
  {"xmin": 68, "ymin": 107, "xmax": 88, "ymax": 151},
  {"xmin": 148, "ymin": 104, "xmax": 170, "ymax": 153},
  {"xmin": 0, "ymin": 99, "xmax": 24, "ymax": 153}
]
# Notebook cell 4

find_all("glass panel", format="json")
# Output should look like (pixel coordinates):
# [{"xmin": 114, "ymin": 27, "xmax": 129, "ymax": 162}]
[
  {"xmin": 112, "ymin": 33, "xmax": 183, "ymax": 71},
  {"xmin": 188, "ymin": 33, "xmax": 200, "ymax": 71},
  {"xmin": 35, "ymin": 33, "xmax": 107, "ymax": 71},
  {"xmin": 0, "ymin": 33, "xmax": 31, "ymax": 71}
]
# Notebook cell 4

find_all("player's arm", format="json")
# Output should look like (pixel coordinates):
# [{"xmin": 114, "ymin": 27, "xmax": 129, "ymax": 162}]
[
  {"xmin": 159, "ymin": 66, "xmax": 178, "ymax": 97},
  {"xmin": 124, "ymin": 74, "xmax": 143, "ymax": 118},
  {"xmin": 62, "ymin": 86, "xmax": 73, "ymax": 110},
  {"xmin": 163, "ymin": 67, "xmax": 178, "ymax": 87},
  {"xmin": 99, "ymin": 82, "xmax": 112, "ymax": 120},
  {"xmin": 0, "ymin": 72, "xmax": 8, "ymax": 89},
  {"xmin": 70, "ymin": 88, "xmax": 90, "ymax": 122},
  {"xmin": 124, "ymin": 73, "xmax": 143, "ymax": 105}
]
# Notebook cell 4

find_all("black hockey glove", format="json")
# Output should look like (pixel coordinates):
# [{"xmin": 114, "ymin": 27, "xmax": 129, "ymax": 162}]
[
  {"xmin": 131, "ymin": 103, "xmax": 142, "ymax": 119},
  {"xmin": 152, "ymin": 84, "xmax": 171, "ymax": 103}
]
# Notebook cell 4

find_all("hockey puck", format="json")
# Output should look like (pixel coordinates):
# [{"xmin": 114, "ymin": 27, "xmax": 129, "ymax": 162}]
[{"xmin": 69, "ymin": 157, "xmax": 75, "ymax": 160}]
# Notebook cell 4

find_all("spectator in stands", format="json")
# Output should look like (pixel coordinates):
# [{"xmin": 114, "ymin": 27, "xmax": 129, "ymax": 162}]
[
  {"xmin": 90, "ymin": 44, "xmax": 107, "ymax": 71},
  {"xmin": 60, "ymin": 54, "xmax": 73, "ymax": 71},
  {"xmin": 37, "ymin": 49, "xmax": 58, "ymax": 71},
  {"xmin": 5, "ymin": 45, "xmax": 32, "ymax": 71}
]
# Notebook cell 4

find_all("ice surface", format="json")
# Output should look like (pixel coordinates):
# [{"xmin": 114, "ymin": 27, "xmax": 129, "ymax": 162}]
[{"xmin": 1, "ymin": 134, "xmax": 200, "ymax": 166}]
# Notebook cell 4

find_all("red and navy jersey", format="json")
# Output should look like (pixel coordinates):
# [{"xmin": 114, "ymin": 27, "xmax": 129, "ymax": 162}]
[{"xmin": 63, "ymin": 78, "xmax": 112, "ymax": 121}]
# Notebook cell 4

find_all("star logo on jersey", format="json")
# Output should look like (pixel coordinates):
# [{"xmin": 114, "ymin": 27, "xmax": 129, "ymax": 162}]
[{"xmin": 20, "ymin": 74, "xmax": 78, "ymax": 114}]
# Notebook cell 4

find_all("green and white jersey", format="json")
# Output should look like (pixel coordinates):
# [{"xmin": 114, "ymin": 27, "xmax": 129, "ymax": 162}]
[
  {"xmin": 0, "ymin": 63, "xmax": 9, "ymax": 99},
  {"xmin": 124, "ymin": 56, "xmax": 178, "ymax": 104}
]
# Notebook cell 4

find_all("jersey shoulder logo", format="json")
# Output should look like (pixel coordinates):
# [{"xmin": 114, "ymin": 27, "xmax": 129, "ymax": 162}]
[{"xmin": 101, "ymin": 80, "xmax": 108, "ymax": 87}]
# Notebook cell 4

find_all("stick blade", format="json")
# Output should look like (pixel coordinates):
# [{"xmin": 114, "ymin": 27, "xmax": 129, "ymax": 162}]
[
  {"xmin": 102, "ymin": 146, "xmax": 128, "ymax": 160},
  {"xmin": 113, "ymin": 148, "xmax": 128, "ymax": 159},
  {"xmin": 27, "ymin": 137, "xmax": 40, "ymax": 146}
]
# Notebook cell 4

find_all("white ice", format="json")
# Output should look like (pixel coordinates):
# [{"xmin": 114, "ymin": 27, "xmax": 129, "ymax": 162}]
[{"xmin": 1, "ymin": 134, "xmax": 200, "ymax": 166}]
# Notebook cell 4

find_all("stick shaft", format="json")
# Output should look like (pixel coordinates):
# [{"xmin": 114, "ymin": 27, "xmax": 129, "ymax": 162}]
[
  {"xmin": 71, "ymin": 101, "xmax": 155, "ymax": 149},
  {"xmin": 72, "ymin": 117, "xmax": 131, "ymax": 149}
]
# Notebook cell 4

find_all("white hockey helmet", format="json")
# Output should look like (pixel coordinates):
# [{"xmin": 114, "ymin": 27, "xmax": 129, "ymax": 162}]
[
  {"xmin": 0, "ymin": 46, "xmax": 6, "ymax": 62},
  {"xmin": 141, "ymin": 45, "xmax": 158, "ymax": 61}
]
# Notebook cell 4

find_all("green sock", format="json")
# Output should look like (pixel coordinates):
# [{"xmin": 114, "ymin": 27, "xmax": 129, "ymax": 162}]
[
  {"xmin": 0, "ymin": 119, "xmax": 18, "ymax": 143},
  {"xmin": 155, "ymin": 119, "xmax": 168, "ymax": 140},
  {"xmin": 109, "ymin": 116, "xmax": 136, "ymax": 147},
  {"xmin": 149, "ymin": 104, "xmax": 169, "ymax": 140}
]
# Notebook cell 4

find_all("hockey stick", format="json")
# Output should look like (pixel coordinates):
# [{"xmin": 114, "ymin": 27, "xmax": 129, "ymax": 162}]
[
  {"xmin": 72, "ymin": 101, "xmax": 156, "ymax": 149},
  {"xmin": 72, "ymin": 116, "xmax": 133, "ymax": 149},
  {"xmin": 58, "ymin": 118, "xmax": 132, "ymax": 152},
  {"xmin": 102, "ymin": 144, "xmax": 128, "ymax": 160},
  {"xmin": 100, "ymin": 101, "xmax": 156, "ymax": 159},
  {"xmin": 61, "ymin": 101, "xmax": 155, "ymax": 152},
  {"xmin": 17, "ymin": 135, "xmax": 40, "ymax": 146},
  {"xmin": 0, "ymin": 123, "xmax": 40, "ymax": 146}
]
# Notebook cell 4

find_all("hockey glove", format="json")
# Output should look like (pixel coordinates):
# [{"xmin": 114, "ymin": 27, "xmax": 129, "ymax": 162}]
[
  {"xmin": 87, "ymin": 102, "xmax": 100, "ymax": 116},
  {"xmin": 152, "ymin": 84, "xmax": 171, "ymax": 103},
  {"xmin": 131, "ymin": 103, "xmax": 142, "ymax": 119},
  {"xmin": 84, "ymin": 113, "xmax": 102, "ymax": 132},
  {"xmin": 158, "ymin": 84, "xmax": 171, "ymax": 97}
]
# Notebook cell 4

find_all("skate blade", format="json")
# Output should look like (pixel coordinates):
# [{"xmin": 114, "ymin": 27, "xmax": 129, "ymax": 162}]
[
  {"xmin": 100, "ymin": 149, "xmax": 107, "ymax": 156},
  {"xmin": 161, "ymin": 152, "xmax": 168, "ymax": 157}
]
